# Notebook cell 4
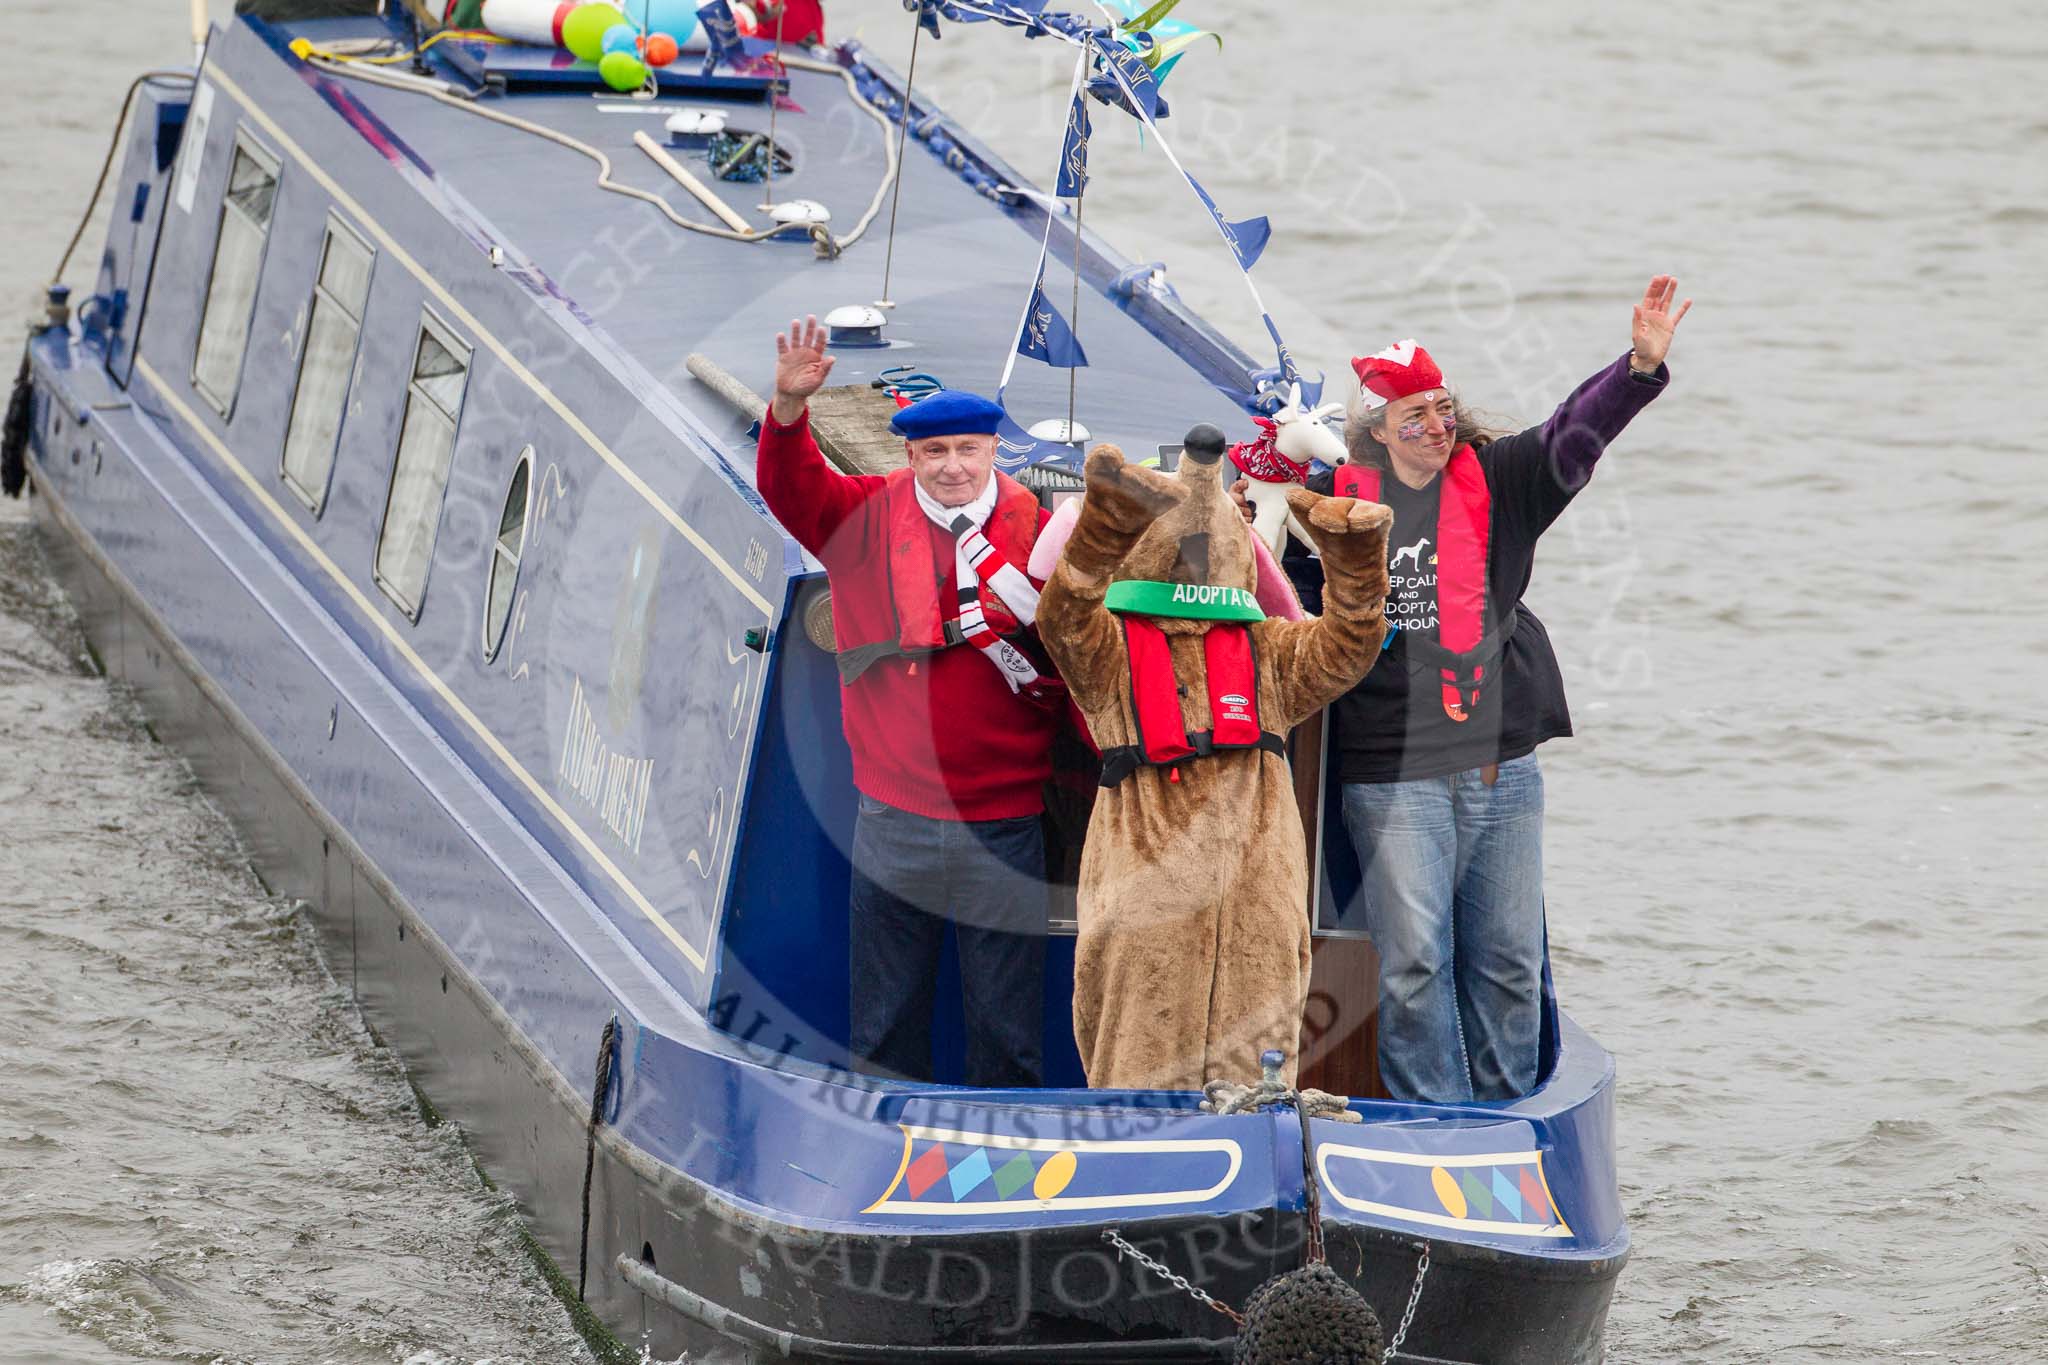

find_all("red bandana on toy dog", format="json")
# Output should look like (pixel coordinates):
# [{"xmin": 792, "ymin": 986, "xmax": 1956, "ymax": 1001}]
[{"xmin": 1226, "ymin": 416, "xmax": 1309, "ymax": 485}]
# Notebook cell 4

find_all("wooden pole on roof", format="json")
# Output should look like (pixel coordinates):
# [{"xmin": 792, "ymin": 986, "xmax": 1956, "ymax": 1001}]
[{"xmin": 190, "ymin": 0, "xmax": 210, "ymax": 65}]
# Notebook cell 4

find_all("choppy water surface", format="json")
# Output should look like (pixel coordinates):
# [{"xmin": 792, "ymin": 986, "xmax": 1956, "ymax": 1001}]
[
  {"xmin": 2, "ymin": 14, "xmax": 596, "ymax": 1362},
  {"xmin": 3, "ymin": 1, "xmax": 2044, "ymax": 1360}
]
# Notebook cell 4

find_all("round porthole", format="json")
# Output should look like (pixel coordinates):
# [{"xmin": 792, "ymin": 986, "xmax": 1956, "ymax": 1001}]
[{"xmin": 482, "ymin": 448, "xmax": 533, "ymax": 662}]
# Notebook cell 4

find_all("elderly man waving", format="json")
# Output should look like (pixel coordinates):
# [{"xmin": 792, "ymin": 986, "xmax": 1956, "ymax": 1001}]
[{"xmin": 755, "ymin": 316, "xmax": 1063, "ymax": 1087}]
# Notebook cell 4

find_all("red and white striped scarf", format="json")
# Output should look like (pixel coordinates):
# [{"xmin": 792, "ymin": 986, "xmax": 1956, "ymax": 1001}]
[{"xmin": 915, "ymin": 477, "xmax": 1043, "ymax": 694}]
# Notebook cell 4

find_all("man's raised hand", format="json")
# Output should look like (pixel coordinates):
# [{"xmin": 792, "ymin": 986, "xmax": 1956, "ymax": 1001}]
[
  {"xmin": 771, "ymin": 315, "xmax": 836, "ymax": 423},
  {"xmin": 1629, "ymin": 275, "xmax": 1692, "ymax": 372}
]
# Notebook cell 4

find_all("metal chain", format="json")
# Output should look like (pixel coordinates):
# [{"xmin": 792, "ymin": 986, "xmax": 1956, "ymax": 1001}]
[
  {"xmin": 1102, "ymin": 1227, "xmax": 1245, "ymax": 1328},
  {"xmin": 1296, "ymin": 1102, "xmax": 1325, "ymax": 1267},
  {"xmin": 1382, "ymin": 1240, "xmax": 1431, "ymax": 1363}
]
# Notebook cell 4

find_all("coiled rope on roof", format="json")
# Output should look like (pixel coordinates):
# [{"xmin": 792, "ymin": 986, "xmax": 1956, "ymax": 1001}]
[{"xmin": 295, "ymin": 45, "xmax": 899, "ymax": 259}]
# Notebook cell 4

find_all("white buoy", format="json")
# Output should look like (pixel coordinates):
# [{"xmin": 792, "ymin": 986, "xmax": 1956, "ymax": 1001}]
[
  {"xmin": 823, "ymin": 305, "xmax": 886, "ymax": 347},
  {"xmin": 663, "ymin": 108, "xmax": 728, "ymax": 139},
  {"xmin": 1029, "ymin": 418, "xmax": 1090, "ymax": 445},
  {"xmin": 766, "ymin": 200, "xmax": 830, "ymax": 225},
  {"xmin": 479, "ymin": 0, "xmax": 578, "ymax": 47}
]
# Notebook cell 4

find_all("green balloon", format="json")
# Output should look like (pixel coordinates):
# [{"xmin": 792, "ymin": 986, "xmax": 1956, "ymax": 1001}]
[
  {"xmin": 599, "ymin": 49, "xmax": 650, "ymax": 92},
  {"xmin": 563, "ymin": 4, "xmax": 627, "ymax": 63}
]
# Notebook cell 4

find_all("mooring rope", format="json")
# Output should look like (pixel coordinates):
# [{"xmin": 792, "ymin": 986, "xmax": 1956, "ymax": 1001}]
[
  {"xmin": 298, "ymin": 47, "xmax": 897, "ymax": 257},
  {"xmin": 1200, "ymin": 1076, "xmax": 1363, "ymax": 1124},
  {"xmin": 576, "ymin": 1014, "xmax": 619, "ymax": 1302},
  {"xmin": 4, "ymin": 68, "xmax": 196, "ymax": 499}
]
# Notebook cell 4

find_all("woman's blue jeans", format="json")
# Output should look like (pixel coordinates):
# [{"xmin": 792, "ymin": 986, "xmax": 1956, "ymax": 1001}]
[{"xmin": 1340, "ymin": 755, "xmax": 1546, "ymax": 1104}]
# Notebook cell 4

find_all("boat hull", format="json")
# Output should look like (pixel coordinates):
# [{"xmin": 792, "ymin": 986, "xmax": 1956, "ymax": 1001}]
[
  {"xmin": 29, "ymin": 428, "xmax": 1622, "ymax": 1362},
  {"xmin": 18, "ymin": 12, "xmax": 1628, "ymax": 1354}
]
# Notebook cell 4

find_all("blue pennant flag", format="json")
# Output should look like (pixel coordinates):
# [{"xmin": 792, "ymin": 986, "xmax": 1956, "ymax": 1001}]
[
  {"xmin": 1017, "ymin": 278, "xmax": 1089, "ymax": 368},
  {"xmin": 992, "ymin": 409, "xmax": 1058, "ymax": 471},
  {"xmin": 913, "ymin": 0, "xmax": 1002, "ymax": 39},
  {"xmin": 1055, "ymin": 89, "xmax": 1091, "ymax": 198},
  {"xmin": 1187, "ymin": 174, "xmax": 1271, "ymax": 271},
  {"xmin": 700, "ymin": 0, "xmax": 749, "ymax": 73},
  {"xmin": 696, "ymin": 1, "xmax": 744, "ymax": 72},
  {"xmin": 1261, "ymin": 314, "xmax": 1320, "ymax": 407},
  {"xmin": 1089, "ymin": 42, "xmax": 1164, "ymax": 121}
]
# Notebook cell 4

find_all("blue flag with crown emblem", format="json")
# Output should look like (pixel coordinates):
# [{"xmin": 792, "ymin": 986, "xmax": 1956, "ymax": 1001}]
[
  {"xmin": 1186, "ymin": 173, "xmax": 1270, "ymax": 272},
  {"xmin": 1055, "ymin": 88, "xmax": 1091, "ymax": 198},
  {"xmin": 696, "ymin": 1, "xmax": 744, "ymax": 73},
  {"xmin": 1017, "ymin": 277, "xmax": 1089, "ymax": 368},
  {"xmin": 1261, "ymin": 315, "xmax": 1319, "ymax": 407},
  {"xmin": 1088, "ymin": 41, "xmax": 1165, "ymax": 120}
]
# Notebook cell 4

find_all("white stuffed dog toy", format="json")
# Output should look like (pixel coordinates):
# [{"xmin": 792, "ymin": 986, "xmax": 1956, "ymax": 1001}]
[{"xmin": 1227, "ymin": 384, "xmax": 1347, "ymax": 557}]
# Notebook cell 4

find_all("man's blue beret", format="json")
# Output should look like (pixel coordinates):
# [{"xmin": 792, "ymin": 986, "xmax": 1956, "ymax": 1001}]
[{"xmin": 889, "ymin": 389, "xmax": 1006, "ymax": 439}]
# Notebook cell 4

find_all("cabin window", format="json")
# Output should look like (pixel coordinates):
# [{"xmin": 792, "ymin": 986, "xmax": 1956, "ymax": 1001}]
[
  {"xmin": 482, "ymin": 449, "xmax": 532, "ymax": 661},
  {"xmin": 280, "ymin": 216, "xmax": 374, "ymax": 513},
  {"xmin": 192, "ymin": 133, "xmax": 281, "ymax": 416},
  {"xmin": 373, "ymin": 316, "xmax": 471, "ymax": 620}
]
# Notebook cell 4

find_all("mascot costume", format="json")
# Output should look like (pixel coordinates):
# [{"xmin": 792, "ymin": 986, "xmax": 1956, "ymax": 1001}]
[{"xmin": 1036, "ymin": 424, "xmax": 1392, "ymax": 1091}]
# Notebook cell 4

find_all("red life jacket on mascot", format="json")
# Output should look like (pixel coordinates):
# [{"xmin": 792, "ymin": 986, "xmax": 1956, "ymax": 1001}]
[
  {"xmin": 832, "ymin": 467, "xmax": 1043, "ymax": 684},
  {"xmin": 1335, "ymin": 448, "xmax": 1516, "ymax": 722},
  {"xmin": 1098, "ymin": 619, "xmax": 1285, "ymax": 786}
]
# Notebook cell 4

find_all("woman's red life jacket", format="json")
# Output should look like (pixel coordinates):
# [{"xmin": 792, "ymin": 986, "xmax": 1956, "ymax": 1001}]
[
  {"xmin": 833, "ymin": 467, "xmax": 1043, "ymax": 685},
  {"xmin": 1098, "ymin": 619, "xmax": 1285, "ymax": 786},
  {"xmin": 1335, "ymin": 449, "xmax": 1512, "ymax": 722}
]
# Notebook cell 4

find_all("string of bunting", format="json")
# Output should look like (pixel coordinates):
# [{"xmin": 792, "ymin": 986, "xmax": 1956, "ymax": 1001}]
[
  {"xmin": 917, "ymin": 0, "xmax": 1320, "ymax": 458},
  {"xmin": 989, "ymin": 42, "xmax": 1095, "ymax": 470}
]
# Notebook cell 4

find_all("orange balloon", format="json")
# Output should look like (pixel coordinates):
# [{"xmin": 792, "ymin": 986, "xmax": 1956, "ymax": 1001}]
[{"xmin": 644, "ymin": 32, "xmax": 679, "ymax": 66}]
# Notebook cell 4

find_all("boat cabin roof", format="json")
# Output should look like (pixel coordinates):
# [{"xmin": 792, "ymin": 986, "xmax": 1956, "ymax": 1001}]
[{"xmin": 266, "ymin": 12, "xmax": 1258, "ymax": 493}]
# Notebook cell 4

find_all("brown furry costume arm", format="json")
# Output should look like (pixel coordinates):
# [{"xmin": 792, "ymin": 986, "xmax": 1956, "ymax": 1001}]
[
  {"xmin": 1036, "ymin": 445, "xmax": 1187, "ymax": 715},
  {"xmin": 1258, "ymin": 489, "xmax": 1395, "ymax": 727}
]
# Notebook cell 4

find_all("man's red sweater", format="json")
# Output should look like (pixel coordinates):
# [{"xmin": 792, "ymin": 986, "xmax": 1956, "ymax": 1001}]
[{"xmin": 756, "ymin": 408, "xmax": 1057, "ymax": 821}]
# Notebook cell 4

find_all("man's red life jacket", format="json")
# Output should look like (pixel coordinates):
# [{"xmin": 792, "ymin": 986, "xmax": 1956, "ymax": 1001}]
[
  {"xmin": 1335, "ymin": 449, "xmax": 1514, "ymax": 722},
  {"xmin": 834, "ymin": 467, "xmax": 1043, "ymax": 685},
  {"xmin": 1098, "ymin": 619, "xmax": 1286, "ymax": 786}
]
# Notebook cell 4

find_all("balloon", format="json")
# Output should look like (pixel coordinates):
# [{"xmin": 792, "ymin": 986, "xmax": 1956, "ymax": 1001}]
[
  {"xmin": 614, "ymin": 1, "xmax": 701, "ymax": 48},
  {"xmin": 599, "ymin": 49, "xmax": 649, "ymax": 91},
  {"xmin": 610, "ymin": 0, "xmax": 700, "ymax": 49},
  {"xmin": 562, "ymin": 3, "xmax": 626, "ymax": 62},
  {"xmin": 479, "ymin": 0, "xmax": 577, "ymax": 47},
  {"xmin": 643, "ymin": 31, "xmax": 679, "ymax": 66},
  {"xmin": 601, "ymin": 21, "xmax": 639, "ymax": 55}
]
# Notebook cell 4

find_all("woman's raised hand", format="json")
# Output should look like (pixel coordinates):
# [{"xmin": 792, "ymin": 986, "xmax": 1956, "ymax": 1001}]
[
  {"xmin": 1629, "ymin": 276, "xmax": 1692, "ymax": 372},
  {"xmin": 771, "ymin": 315, "xmax": 836, "ymax": 421}
]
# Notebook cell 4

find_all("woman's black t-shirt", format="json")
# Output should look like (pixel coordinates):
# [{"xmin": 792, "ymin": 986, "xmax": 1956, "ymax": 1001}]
[{"xmin": 1283, "ymin": 355, "xmax": 1667, "ymax": 784}]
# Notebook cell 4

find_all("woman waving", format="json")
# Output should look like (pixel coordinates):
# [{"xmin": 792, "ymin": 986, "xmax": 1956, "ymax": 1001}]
[{"xmin": 1278, "ymin": 276, "xmax": 1691, "ymax": 1104}]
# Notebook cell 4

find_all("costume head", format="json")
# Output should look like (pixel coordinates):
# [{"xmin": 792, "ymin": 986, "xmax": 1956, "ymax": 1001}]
[{"xmin": 1109, "ymin": 423, "xmax": 1257, "ymax": 604}]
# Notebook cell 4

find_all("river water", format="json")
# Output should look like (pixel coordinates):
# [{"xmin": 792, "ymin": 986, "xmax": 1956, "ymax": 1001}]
[{"xmin": 3, "ymin": 1, "xmax": 2043, "ymax": 1361}]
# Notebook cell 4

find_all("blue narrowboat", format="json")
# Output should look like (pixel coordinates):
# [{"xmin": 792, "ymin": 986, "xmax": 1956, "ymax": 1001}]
[{"xmin": 10, "ymin": 2, "xmax": 1627, "ymax": 1359}]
